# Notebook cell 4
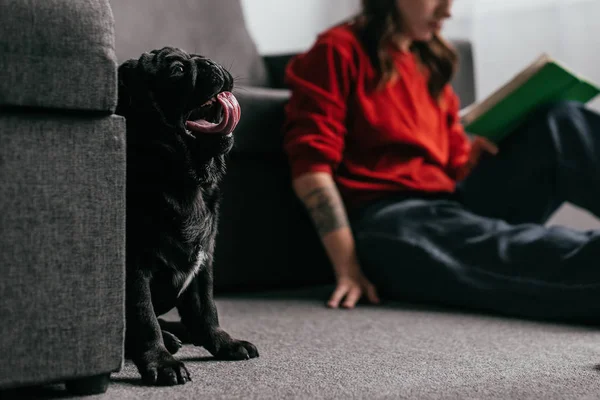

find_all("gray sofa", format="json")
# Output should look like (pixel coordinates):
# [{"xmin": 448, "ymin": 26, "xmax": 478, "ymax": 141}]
[
  {"xmin": 0, "ymin": 0, "xmax": 126, "ymax": 396},
  {"xmin": 3, "ymin": 0, "xmax": 600, "ymax": 399},
  {"xmin": 111, "ymin": 0, "xmax": 475, "ymax": 294}
]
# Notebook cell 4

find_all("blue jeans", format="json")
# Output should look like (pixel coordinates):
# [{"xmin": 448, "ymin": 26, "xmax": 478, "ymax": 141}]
[{"xmin": 352, "ymin": 101, "xmax": 600, "ymax": 323}]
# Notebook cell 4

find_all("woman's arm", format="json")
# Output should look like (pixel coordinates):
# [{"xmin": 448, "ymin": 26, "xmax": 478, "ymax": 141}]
[
  {"xmin": 282, "ymin": 36, "xmax": 377, "ymax": 307},
  {"xmin": 293, "ymin": 172, "xmax": 379, "ymax": 308},
  {"xmin": 293, "ymin": 172, "xmax": 355, "ymax": 275}
]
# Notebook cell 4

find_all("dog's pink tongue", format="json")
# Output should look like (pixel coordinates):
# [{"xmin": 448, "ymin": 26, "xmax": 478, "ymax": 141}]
[{"xmin": 185, "ymin": 91, "xmax": 241, "ymax": 135}]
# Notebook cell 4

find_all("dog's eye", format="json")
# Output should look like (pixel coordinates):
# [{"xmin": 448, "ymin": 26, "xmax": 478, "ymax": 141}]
[{"xmin": 171, "ymin": 64, "xmax": 185, "ymax": 77}]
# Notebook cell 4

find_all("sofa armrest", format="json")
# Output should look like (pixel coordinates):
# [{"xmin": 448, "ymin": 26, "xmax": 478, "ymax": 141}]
[
  {"xmin": 450, "ymin": 39, "xmax": 476, "ymax": 108},
  {"xmin": 263, "ymin": 53, "xmax": 298, "ymax": 89},
  {"xmin": 232, "ymin": 86, "xmax": 291, "ymax": 155}
]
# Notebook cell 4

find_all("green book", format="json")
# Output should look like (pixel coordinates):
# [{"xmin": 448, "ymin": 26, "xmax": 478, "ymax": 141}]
[{"xmin": 460, "ymin": 53, "xmax": 600, "ymax": 143}]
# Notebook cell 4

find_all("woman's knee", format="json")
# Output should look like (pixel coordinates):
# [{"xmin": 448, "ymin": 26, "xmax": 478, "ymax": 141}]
[
  {"xmin": 513, "ymin": 100, "xmax": 590, "ymax": 148},
  {"xmin": 539, "ymin": 100, "xmax": 585, "ymax": 120},
  {"xmin": 521, "ymin": 101, "xmax": 584, "ymax": 132}
]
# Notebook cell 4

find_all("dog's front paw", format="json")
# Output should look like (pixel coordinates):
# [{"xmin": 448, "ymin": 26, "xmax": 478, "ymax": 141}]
[
  {"xmin": 215, "ymin": 339, "xmax": 259, "ymax": 361},
  {"xmin": 137, "ymin": 348, "xmax": 191, "ymax": 386}
]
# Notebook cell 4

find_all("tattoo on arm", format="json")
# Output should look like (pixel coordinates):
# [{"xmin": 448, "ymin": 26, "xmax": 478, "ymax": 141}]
[{"xmin": 302, "ymin": 184, "xmax": 349, "ymax": 237}]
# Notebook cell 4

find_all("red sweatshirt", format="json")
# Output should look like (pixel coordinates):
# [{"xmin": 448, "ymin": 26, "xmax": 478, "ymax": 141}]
[{"xmin": 282, "ymin": 23, "xmax": 472, "ymax": 211}]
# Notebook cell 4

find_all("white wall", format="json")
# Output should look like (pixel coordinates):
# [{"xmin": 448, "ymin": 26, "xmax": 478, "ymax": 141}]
[
  {"xmin": 443, "ymin": 0, "xmax": 600, "ymax": 112},
  {"xmin": 241, "ymin": 0, "xmax": 360, "ymax": 55},
  {"xmin": 242, "ymin": 0, "xmax": 599, "ymax": 109},
  {"xmin": 241, "ymin": 0, "xmax": 600, "ymax": 229}
]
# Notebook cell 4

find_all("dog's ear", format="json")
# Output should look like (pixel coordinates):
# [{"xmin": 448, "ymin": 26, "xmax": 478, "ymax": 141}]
[{"xmin": 116, "ymin": 59, "xmax": 138, "ymax": 116}]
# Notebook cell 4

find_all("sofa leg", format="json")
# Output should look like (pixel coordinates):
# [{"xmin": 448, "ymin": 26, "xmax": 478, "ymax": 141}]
[{"xmin": 65, "ymin": 373, "xmax": 111, "ymax": 395}]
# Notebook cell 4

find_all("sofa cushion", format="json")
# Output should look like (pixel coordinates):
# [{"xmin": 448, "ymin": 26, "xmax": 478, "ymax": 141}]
[
  {"xmin": 110, "ymin": 0, "xmax": 269, "ymax": 87},
  {"xmin": 231, "ymin": 86, "xmax": 291, "ymax": 155},
  {"xmin": 0, "ymin": 0, "xmax": 118, "ymax": 112}
]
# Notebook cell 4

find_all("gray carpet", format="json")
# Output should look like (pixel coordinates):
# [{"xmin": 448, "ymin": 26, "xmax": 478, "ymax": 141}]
[{"xmin": 7, "ymin": 286, "xmax": 600, "ymax": 399}]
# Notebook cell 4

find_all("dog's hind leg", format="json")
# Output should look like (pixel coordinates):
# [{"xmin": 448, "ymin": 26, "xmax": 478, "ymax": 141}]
[
  {"xmin": 162, "ymin": 330, "xmax": 183, "ymax": 355},
  {"xmin": 158, "ymin": 318, "xmax": 190, "ymax": 354},
  {"xmin": 158, "ymin": 318, "xmax": 191, "ymax": 343}
]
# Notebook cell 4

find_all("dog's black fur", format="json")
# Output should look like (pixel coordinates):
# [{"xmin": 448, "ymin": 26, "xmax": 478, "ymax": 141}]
[{"xmin": 116, "ymin": 47, "xmax": 258, "ymax": 386}]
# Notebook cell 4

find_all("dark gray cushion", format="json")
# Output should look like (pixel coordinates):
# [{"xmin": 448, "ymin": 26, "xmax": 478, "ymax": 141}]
[
  {"xmin": 0, "ymin": 114, "xmax": 126, "ymax": 389},
  {"xmin": 214, "ymin": 153, "xmax": 334, "ymax": 293},
  {"xmin": 232, "ymin": 86, "xmax": 290, "ymax": 154},
  {"xmin": 0, "ymin": 0, "xmax": 118, "ymax": 112},
  {"xmin": 110, "ymin": 0, "xmax": 269, "ymax": 86}
]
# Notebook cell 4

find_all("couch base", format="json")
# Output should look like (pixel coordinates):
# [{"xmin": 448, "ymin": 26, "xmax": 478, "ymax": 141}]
[{"xmin": 0, "ymin": 112, "xmax": 126, "ymax": 390}]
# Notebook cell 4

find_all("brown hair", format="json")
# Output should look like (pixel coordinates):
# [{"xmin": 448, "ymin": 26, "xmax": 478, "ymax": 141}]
[{"xmin": 352, "ymin": 0, "xmax": 457, "ymax": 100}]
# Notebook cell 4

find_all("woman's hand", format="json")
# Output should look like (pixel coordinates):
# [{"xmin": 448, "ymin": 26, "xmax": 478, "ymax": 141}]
[
  {"xmin": 327, "ymin": 271, "xmax": 380, "ymax": 309},
  {"xmin": 470, "ymin": 135, "xmax": 499, "ymax": 163},
  {"xmin": 292, "ymin": 172, "xmax": 380, "ymax": 309},
  {"xmin": 457, "ymin": 135, "xmax": 499, "ymax": 180}
]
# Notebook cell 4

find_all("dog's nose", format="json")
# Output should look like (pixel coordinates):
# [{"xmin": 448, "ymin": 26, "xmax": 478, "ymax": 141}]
[
  {"xmin": 196, "ymin": 58, "xmax": 224, "ymax": 80},
  {"xmin": 204, "ymin": 59, "xmax": 219, "ymax": 68},
  {"xmin": 193, "ymin": 57, "xmax": 232, "ymax": 92},
  {"xmin": 197, "ymin": 58, "xmax": 220, "ymax": 71}
]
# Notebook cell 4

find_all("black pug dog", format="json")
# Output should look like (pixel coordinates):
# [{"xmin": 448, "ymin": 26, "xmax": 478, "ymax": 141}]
[{"xmin": 116, "ymin": 47, "xmax": 258, "ymax": 386}]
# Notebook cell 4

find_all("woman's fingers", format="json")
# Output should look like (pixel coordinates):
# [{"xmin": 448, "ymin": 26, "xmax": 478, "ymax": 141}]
[
  {"xmin": 342, "ymin": 287, "xmax": 362, "ymax": 309},
  {"xmin": 328, "ymin": 276, "xmax": 382, "ymax": 309},
  {"xmin": 327, "ymin": 284, "xmax": 350, "ymax": 308},
  {"xmin": 474, "ymin": 136, "xmax": 499, "ymax": 155},
  {"xmin": 365, "ymin": 283, "xmax": 380, "ymax": 304},
  {"xmin": 464, "ymin": 136, "xmax": 499, "ymax": 176}
]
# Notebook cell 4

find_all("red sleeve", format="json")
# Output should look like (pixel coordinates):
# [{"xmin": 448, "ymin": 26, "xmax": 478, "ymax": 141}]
[
  {"xmin": 444, "ymin": 86, "xmax": 472, "ymax": 181},
  {"xmin": 282, "ymin": 38, "xmax": 356, "ymax": 178}
]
